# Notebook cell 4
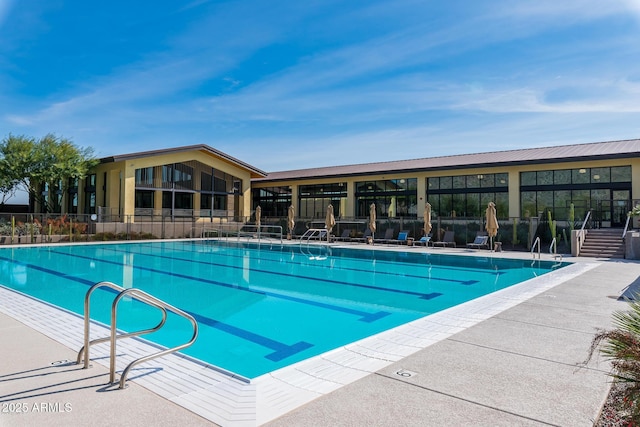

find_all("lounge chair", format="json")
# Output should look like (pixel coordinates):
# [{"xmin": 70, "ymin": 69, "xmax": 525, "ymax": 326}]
[
  {"xmin": 374, "ymin": 228, "xmax": 396, "ymax": 244},
  {"xmin": 415, "ymin": 235, "xmax": 432, "ymax": 247},
  {"xmin": 433, "ymin": 231, "xmax": 456, "ymax": 247},
  {"xmin": 334, "ymin": 229, "xmax": 352, "ymax": 242},
  {"xmin": 466, "ymin": 235, "xmax": 489, "ymax": 249},
  {"xmin": 352, "ymin": 228, "xmax": 373, "ymax": 243},
  {"xmin": 390, "ymin": 230, "xmax": 410, "ymax": 245}
]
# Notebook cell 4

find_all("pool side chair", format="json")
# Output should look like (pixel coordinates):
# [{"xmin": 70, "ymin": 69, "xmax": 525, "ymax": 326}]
[
  {"xmin": 334, "ymin": 229, "xmax": 352, "ymax": 242},
  {"xmin": 391, "ymin": 230, "xmax": 410, "ymax": 245},
  {"xmin": 374, "ymin": 228, "xmax": 396, "ymax": 244},
  {"xmin": 433, "ymin": 231, "xmax": 456, "ymax": 247},
  {"xmin": 352, "ymin": 228, "xmax": 372, "ymax": 243},
  {"xmin": 415, "ymin": 235, "xmax": 432, "ymax": 247},
  {"xmin": 466, "ymin": 235, "xmax": 489, "ymax": 249}
]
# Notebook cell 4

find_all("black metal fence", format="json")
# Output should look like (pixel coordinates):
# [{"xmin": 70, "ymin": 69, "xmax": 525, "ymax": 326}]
[{"xmin": 0, "ymin": 211, "xmax": 571, "ymax": 252}]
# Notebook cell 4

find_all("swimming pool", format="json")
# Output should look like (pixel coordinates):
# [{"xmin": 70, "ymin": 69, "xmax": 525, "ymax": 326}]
[{"xmin": 0, "ymin": 240, "xmax": 567, "ymax": 378}]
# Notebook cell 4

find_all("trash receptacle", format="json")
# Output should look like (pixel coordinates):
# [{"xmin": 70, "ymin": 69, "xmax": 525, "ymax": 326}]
[
  {"xmin": 407, "ymin": 238, "xmax": 414, "ymax": 246},
  {"xmin": 494, "ymin": 242, "xmax": 502, "ymax": 252}
]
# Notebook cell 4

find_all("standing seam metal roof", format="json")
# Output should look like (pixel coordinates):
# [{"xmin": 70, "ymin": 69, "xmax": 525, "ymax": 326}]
[
  {"xmin": 101, "ymin": 144, "xmax": 267, "ymax": 178},
  {"xmin": 253, "ymin": 139, "xmax": 640, "ymax": 182}
]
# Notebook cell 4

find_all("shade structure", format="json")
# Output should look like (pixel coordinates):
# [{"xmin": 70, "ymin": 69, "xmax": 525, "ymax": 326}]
[
  {"xmin": 325, "ymin": 204, "xmax": 336, "ymax": 242},
  {"xmin": 287, "ymin": 205, "xmax": 295, "ymax": 236},
  {"xmin": 424, "ymin": 202, "xmax": 432, "ymax": 236},
  {"xmin": 369, "ymin": 203, "xmax": 377, "ymax": 238}
]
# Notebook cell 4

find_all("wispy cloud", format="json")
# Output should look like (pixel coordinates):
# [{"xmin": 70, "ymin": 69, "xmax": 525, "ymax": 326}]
[
  {"xmin": 1, "ymin": 0, "xmax": 639, "ymax": 169},
  {"xmin": 0, "ymin": 0, "xmax": 13, "ymax": 27}
]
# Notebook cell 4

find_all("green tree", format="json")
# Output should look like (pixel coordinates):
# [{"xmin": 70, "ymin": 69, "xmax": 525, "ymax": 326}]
[{"xmin": 0, "ymin": 134, "xmax": 99, "ymax": 212}]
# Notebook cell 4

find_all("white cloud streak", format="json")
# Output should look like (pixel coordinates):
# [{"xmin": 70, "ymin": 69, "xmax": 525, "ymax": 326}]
[{"xmin": 2, "ymin": 0, "xmax": 640, "ymax": 169}]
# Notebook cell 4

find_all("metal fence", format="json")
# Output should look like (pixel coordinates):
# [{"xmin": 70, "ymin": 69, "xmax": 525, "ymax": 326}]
[{"xmin": 0, "ymin": 211, "xmax": 561, "ymax": 252}]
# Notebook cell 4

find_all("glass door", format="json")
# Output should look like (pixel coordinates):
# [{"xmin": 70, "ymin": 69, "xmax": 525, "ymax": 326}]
[{"xmin": 611, "ymin": 190, "xmax": 631, "ymax": 227}]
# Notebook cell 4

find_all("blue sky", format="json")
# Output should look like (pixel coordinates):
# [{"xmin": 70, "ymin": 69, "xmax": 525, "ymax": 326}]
[{"xmin": 1, "ymin": 0, "xmax": 640, "ymax": 175}]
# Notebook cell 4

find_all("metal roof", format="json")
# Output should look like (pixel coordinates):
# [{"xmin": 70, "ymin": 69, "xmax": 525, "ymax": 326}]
[
  {"xmin": 101, "ymin": 144, "xmax": 267, "ymax": 178},
  {"xmin": 253, "ymin": 138, "xmax": 640, "ymax": 183}
]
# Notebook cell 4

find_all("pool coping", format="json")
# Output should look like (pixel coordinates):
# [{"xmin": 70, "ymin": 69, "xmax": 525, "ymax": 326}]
[{"xmin": 0, "ymin": 241, "xmax": 599, "ymax": 425}]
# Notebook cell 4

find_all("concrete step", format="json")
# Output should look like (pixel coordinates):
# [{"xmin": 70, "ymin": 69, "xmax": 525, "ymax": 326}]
[{"xmin": 579, "ymin": 229, "xmax": 625, "ymax": 258}]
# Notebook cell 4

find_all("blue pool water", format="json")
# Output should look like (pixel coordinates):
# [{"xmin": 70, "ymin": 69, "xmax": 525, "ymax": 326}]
[{"xmin": 0, "ymin": 241, "xmax": 567, "ymax": 378}]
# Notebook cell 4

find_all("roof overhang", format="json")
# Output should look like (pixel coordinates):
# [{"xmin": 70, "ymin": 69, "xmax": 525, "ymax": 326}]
[{"xmin": 101, "ymin": 144, "xmax": 267, "ymax": 178}]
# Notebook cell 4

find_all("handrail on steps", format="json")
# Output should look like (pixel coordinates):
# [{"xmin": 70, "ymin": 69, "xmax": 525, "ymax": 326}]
[
  {"xmin": 580, "ymin": 210, "xmax": 592, "ymax": 232},
  {"xmin": 623, "ymin": 213, "xmax": 632, "ymax": 239}
]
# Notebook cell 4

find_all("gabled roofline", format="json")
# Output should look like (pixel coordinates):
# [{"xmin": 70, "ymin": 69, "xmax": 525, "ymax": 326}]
[
  {"xmin": 100, "ymin": 144, "xmax": 267, "ymax": 178},
  {"xmin": 253, "ymin": 138, "xmax": 640, "ymax": 183}
]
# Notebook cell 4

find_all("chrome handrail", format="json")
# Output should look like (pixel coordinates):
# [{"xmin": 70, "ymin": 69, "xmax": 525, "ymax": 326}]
[
  {"xmin": 76, "ymin": 281, "xmax": 199, "ymax": 389},
  {"xmin": 623, "ymin": 213, "xmax": 632, "ymax": 239},
  {"xmin": 531, "ymin": 236, "xmax": 541, "ymax": 260},
  {"xmin": 580, "ymin": 210, "xmax": 592, "ymax": 232},
  {"xmin": 300, "ymin": 228, "xmax": 328, "ymax": 243},
  {"xmin": 77, "ymin": 281, "xmax": 168, "ymax": 369},
  {"xmin": 110, "ymin": 288, "xmax": 198, "ymax": 389},
  {"xmin": 549, "ymin": 237, "xmax": 557, "ymax": 255}
]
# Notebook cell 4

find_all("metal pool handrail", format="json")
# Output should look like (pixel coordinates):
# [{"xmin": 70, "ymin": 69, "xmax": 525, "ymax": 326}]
[
  {"xmin": 77, "ymin": 281, "xmax": 168, "ymax": 369},
  {"xmin": 110, "ymin": 287, "xmax": 198, "ymax": 389},
  {"xmin": 531, "ymin": 236, "xmax": 541, "ymax": 260},
  {"xmin": 300, "ymin": 228, "xmax": 328, "ymax": 243},
  {"xmin": 76, "ymin": 281, "xmax": 199, "ymax": 389}
]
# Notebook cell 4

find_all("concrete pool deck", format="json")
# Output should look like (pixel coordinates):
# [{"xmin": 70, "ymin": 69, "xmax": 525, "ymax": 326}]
[{"xmin": 1, "ymin": 242, "xmax": 638, "ymax": 426}]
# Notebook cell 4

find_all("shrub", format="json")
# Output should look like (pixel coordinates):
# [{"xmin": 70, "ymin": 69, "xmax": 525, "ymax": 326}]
[{"xmin": 587, "ymin": 297, "xmax": 640, "ymax": 424}]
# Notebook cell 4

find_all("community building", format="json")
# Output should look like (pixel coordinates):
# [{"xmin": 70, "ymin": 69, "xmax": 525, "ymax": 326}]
[
  {"xmin": 251, "ymin": 138, "xmax": 640, "ymax": 229},
  {"xmin": 29, "ymin": 138, "xmax": 640, "ymax": 232}
]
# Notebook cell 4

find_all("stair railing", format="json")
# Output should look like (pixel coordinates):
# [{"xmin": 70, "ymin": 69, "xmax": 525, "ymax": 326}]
[
  {"xmin": 576, "ymin": 210, "xmax": 592, "ymax": 256},
  {"xmin": 623, "ymin": 213, "xmax": 632, "ymax": 239}
]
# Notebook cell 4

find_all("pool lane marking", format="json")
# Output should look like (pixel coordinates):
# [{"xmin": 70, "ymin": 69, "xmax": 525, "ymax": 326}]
[
  {"xmin": 180, "ymin": 241, "xmax": 487, "ymax": 285},
  {"xmin": 189, "ymin": 240, "xmax": 516, "ymax": 274},
  {"xmin": 0, "ymin": 255, "xmax": 312, "ymax": 362},
  {"xmin": 44, "ymin": 249, "xmax": 399, "ymax": 322},
  {"xmin": 100, "ymin": 245, "xmax": 446, "ymax": 300}
]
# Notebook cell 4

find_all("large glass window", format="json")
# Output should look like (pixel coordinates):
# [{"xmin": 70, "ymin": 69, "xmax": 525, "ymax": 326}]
[
  {"xmin": 135, "ymin": 161, "xmax": 242, "ymax": 217},
  {"xmin": 426, "ymin": 173, "xmax": 509, "ymax": 218},
  {"xmin": 519, "ymin": 166, "xmax": 632, "ymax": 223},
  {"xmin": 300, "ymin": 183, "xmax": 347, "ymax": 218},
  {"xmin": 135, "ymin": 167, "xmax": 154, "ymax": 187},
  {"xmin": 67, "ymin": 177, "xmax": 79, "ymax": 213},
  {"xmin": 251, "ymin": 186, "xmax": 292, "ymax": 217},
  {"xmin": 135, "ymin": 190, "xmax": 154, "ymax": 208},
  {"xmin": 355, "ymin": 178, "xmax": 417, "ymax": 217},
  {"xmin": 84, "ymin": 174, "xmax": 96, "ymax": 214}
]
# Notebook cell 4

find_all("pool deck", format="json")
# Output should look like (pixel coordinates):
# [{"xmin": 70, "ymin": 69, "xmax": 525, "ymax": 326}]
[{"xmin": 1, "ymin": 241, "xmax": 639, "ymax": 426}]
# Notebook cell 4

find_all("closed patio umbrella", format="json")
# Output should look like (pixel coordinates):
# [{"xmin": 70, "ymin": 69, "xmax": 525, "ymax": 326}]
[
  {"xmin": 369, "ymin": 203, "xmax": 377, "ymax": 242},
  {"xmin": 424, "ymin": 202, "xmax": 432, "ymax": 236},
  {"xmin": 287, "ymin": 205, "xmax": 295, "ymax": 238},
  {"xmin": 325, "ymin": 204, "xmax": 335, "ymax": 242},
  {"xmin": 255, "ymin": 206, "xmax": 261, "ymax": 238},
  {"xmin": 485, "ymin": 202, "xmax": 499, "ymax": 250}
]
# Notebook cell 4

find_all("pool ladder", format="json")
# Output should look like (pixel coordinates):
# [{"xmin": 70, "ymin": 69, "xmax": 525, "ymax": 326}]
[
  {"xmin": 76, "ymin": 281, "xmax": 199, "ymax": 389},
  {"xmin": 531, "ymin": 236, "xmax": 563, "ymax": 266}
]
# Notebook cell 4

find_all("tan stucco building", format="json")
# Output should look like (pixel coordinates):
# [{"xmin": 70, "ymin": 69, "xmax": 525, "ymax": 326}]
[{"xmin": 34, "ymin": 138, "xmax": 640, "ymax": 233}]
